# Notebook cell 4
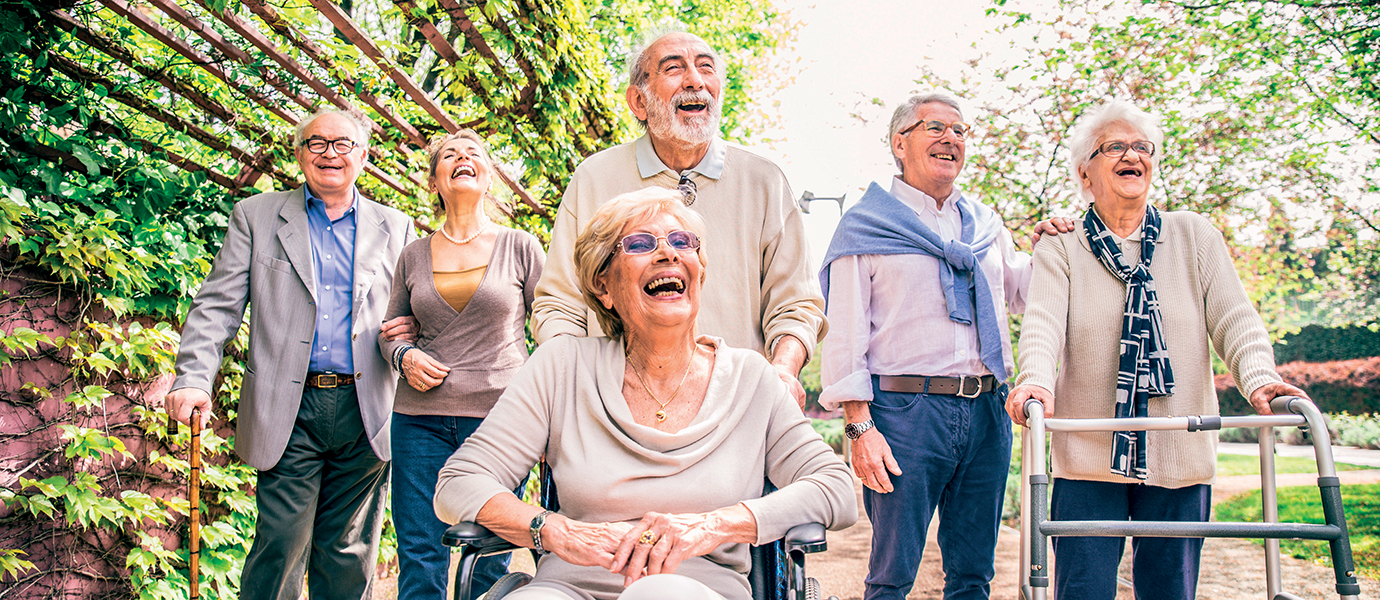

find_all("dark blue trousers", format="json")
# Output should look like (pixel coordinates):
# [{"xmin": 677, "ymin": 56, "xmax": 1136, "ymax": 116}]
[
  {"xmin": 391, "ymin": 413, "xmax": 514, "ymax": 600},
  {"xmin": 1050, "ymin": 478, "xmax": 1211, "ymax": 600},
  {"xmin": 863, "ymin": 377, "xmax": 1012, "ymax": 600}
]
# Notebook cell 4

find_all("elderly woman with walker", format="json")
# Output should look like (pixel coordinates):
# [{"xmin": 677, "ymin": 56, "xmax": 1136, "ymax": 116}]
[{"xmin": 1005, "ymin": 100, "xmax": 1308, "ymax": 600}]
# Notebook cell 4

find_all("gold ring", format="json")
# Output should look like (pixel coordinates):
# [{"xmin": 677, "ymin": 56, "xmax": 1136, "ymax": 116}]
[{"xmin": 639, "ymin": 530, "xmax": 656, "ymax": 545}]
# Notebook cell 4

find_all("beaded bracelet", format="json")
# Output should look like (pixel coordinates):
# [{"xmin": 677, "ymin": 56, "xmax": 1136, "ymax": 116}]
[{"xmin": 392, "ymin": 344, "xmax": 414, "ymax": 372}]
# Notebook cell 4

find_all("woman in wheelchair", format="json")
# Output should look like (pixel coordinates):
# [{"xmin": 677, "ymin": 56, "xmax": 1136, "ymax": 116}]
[{"xmin": 435, "ymin": 187, "xmax": 857, "ymax": 600}]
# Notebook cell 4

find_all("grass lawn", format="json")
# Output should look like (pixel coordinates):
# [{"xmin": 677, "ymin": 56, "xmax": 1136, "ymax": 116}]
[
  {"xmin": 1216, "ymin": 453, "xmax": 1373, "ymax": 477},
  {"xmin": 1215, "ymin": 483, "xmax": 1380, "ymax": 581}
]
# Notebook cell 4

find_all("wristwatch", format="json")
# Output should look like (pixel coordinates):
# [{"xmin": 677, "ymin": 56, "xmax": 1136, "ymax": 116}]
[
  {"xmin": 529, "ymin": 510, "xmax": 554, "ymax": 552},
  {"xmin": 844, "ymin": 419, "xmax": 875, "ymax": 440}
]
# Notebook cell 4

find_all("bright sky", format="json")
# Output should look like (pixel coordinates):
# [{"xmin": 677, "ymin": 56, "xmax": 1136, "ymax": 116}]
[{"xmin": 753, "ymin": 0, "xmax": 1026, "ymax": 272}]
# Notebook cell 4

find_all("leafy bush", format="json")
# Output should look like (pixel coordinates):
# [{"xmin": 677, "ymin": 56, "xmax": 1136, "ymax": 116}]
[
  {"xmin": 1216, "ymin": 358, "xmax": 1380, "ymax": 415},
  {"xmin": 1275, "ymin": 324, "xmax": 1380, "ymax": 364}
]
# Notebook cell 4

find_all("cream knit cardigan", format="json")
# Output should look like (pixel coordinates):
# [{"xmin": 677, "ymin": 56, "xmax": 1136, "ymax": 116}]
[{"xmin": 1016, "ymin": 210, "xmax": 1282, "ymax": 488}]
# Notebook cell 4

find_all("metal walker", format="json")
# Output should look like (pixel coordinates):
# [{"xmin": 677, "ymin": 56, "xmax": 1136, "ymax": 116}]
[{"xmin": 1018, "ymin": 396, "xmax": 1360, "ymax": 600}]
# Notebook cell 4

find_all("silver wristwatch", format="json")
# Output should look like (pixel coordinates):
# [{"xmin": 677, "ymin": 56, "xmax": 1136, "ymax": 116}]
[
  {"xmin": 529, "ymin": 510, "xmax": 554, "ymax": 552},
  {"xmin": 844, "ymin": 419, "xmax": 875, "ymax": 440}
]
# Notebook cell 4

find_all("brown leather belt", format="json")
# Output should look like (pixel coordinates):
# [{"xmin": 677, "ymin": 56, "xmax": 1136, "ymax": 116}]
[
  {"xmin": 305, "ymin": 373, "xmax": 354, "ymax": 388},
  {"xmin": 879, "ymin": 375, "xmax": 997, "ymax": 398}
]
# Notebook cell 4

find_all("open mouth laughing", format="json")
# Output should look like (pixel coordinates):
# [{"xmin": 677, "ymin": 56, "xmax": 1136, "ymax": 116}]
[
  {"xmin": 1116, "ymin": 166, "xmax": 1144, "ymax": 177},
  {"xmin": 451, "ymin": 164, "xmax": 476, "ymax": 179},
  {"xmin": 644, "ymin": 275, "xmax": 686, "ymax": 297}
]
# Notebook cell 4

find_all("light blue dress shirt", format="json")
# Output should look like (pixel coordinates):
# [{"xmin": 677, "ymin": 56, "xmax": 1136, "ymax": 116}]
[{"xmin": 304, "ymin": 185, "xmax": 358, "ymax": 374}]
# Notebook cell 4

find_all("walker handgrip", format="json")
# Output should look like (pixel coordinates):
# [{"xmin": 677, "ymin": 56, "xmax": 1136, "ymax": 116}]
[
  {"xmin": 1023, "ymin": 399, "xmax": 1045, "ymax": 421},
  {"xmin": 1269, "ymin": 395, "xmax": 1304, "ymax": 415}
]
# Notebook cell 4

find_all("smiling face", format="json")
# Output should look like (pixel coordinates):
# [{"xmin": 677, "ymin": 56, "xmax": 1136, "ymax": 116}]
[
  {"xmin": 627, "ymin": 33, "xmax": 723, "ymax": 147},
  {"xmin": 1079, "ymin": 121, "xmax": 1155, "ymax": 208},
  {"xmin": 428, "ymin": 135, "xmax": 492, "ymax": 211},
  {"xmin": 594, "ymin": 212, "xmax": 705, "ymax": 338},
  {"xmin": 295, "ymin": 112, "xmax": 367, "ymax": 201},
  {"xmin": 893, "ymin": 102, "xmax": 966, "ymax": 199}
]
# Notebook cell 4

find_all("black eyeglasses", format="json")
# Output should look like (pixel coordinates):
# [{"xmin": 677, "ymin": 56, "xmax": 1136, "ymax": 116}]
[
  {"xmin": 898, "ymin": 119, "xmax": 971, "ymax": 139},
  {"xmin": 301, "ymin": 137, "xmax": 361, "ymax": 155},
  {"xmin": 678, "ymin": 174, "xmax": 697, "ymax": 207},
  {"xmin": 615, "ymin": 231, "xmax": 701, "ymax": 255},
  {"xmin": 1090, "ymin": 140, "xmax": 1155, "ymax": 159}
]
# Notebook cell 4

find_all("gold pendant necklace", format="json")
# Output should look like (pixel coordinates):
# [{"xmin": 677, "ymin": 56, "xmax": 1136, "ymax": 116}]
[{"xmin": 626, "ymin": 341, "xmax": 695, "ymax": 422}]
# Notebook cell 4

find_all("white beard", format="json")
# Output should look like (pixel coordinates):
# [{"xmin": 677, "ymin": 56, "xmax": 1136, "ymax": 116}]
[{"xmin": 643, "ymin": 88, "xmax": 721, "ymax": 146}]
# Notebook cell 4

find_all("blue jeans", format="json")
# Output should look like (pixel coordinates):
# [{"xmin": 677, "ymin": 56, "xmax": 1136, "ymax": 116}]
[
  {"xmin": 862, "ymin": 377, "xmax": 1012, "ymax": 600},
  {"xmin": 392, "ymin": 413, "xmax": 516, "ymax": 600},
  {"xmin": 1050, "ymin": 478, "xmax": 1211, "ymax": 600}
]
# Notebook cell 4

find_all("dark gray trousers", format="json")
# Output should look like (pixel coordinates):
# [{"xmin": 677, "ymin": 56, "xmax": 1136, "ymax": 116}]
[{"xmin": 239, "ymin": 384, "xmax": 389, "ymax": 600}]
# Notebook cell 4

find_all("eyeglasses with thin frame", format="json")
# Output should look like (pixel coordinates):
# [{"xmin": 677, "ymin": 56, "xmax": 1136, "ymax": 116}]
[
  {"xmin": 301, "ymin": 137, "xmax": 361, "ymax": 155},
  {"xmin": 1090, "ymin": 140, "xmax": 1155, "ymax": 160},
  {"xmin": 898, "ymin": 119, "xmax": 971, "ymax": 139},
  {"xmin": 615, "ymin": 230, "xmax": 701, "ymax": 256}
]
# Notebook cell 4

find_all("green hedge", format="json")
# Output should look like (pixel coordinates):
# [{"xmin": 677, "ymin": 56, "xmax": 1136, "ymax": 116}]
[
  {"xmin": 1219, "ymin": 383, "xmax": 1380, "ymax": 416},
  {"xmin": 1275, "ymin": 324, "xmax": 1380, "ymax": 364}
]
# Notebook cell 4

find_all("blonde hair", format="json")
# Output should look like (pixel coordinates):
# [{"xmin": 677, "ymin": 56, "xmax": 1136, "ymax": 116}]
[{"xmin": 573, "ymin": 187, "xmax": 708, "ymax": 340}]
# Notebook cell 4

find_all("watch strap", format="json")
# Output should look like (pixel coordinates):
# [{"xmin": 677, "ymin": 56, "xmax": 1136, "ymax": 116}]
[
  {"xmin": 844, "ymin": 419, "xmax": 875, "ymax": 440},
  {"xmin": 529, "ymin": 509, "xmax": 554, "ymax": 552}
]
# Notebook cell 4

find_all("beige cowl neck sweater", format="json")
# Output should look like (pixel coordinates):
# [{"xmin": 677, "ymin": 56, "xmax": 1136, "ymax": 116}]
[{"xmin": 436, "ymin": 335, "xmax": 857, "ymax": 600}]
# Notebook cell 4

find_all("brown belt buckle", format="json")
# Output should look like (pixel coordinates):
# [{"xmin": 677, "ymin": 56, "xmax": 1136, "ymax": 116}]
[
  {"xmin": 316, "ymin": 374, "xmax": 338, "ymax": 388},
  {"xmin": 956, "ymin": 375, "xmax": 981, "ymax": 399}
]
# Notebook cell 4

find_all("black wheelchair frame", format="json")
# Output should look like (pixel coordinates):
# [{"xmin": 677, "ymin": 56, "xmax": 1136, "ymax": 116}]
[{"xmin": 440, "ymin": 464, "xmax": 831, "ymax": 600}]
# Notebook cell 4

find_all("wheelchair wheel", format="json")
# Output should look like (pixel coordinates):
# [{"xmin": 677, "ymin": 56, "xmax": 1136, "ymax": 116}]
[
  {"xmin": 804, "ymin": 576, "xmax": 820, "ymax": 600},
  {"xmin": 476, "ymin": 572, "xmax": 532, "ymax": 600}
]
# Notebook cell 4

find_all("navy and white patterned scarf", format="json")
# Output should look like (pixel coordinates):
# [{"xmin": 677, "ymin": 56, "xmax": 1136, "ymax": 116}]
[{"xmin": 1084, "ymin": 205, "xmax": 1176, "ymax": 480}]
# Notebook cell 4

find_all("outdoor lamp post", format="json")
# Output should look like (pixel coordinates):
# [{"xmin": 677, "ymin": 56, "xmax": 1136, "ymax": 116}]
[{"xmin": 798, "ymin": 191, "xmax": 846, "ymax": 214}]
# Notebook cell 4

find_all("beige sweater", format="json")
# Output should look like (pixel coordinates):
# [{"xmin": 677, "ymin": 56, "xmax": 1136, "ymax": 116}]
[
  {"xmin": 530, "ymin": 137, "xmax": 826, "ymax": 358},
  {"xmin": 434, "ymin": 335, "xmax": 857, "ymax": 600},
  {"xmin": 1016, "ymin": 211, "xmax": 1281, "ymax": 488}
]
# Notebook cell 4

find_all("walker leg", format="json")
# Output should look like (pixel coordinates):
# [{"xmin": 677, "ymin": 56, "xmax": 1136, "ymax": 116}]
[{"xmin": 1260, "ymin": 427, "xmax": 1282, "ymax": 600}]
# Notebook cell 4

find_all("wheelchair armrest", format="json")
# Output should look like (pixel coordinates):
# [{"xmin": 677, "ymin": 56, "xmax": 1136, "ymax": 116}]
[
  {"xmin": 783, "ymin": 522, "xmax": 827, "ymax": 554},
  {"xmin": 442, "ymin": 522, "xmax": 521, "ymax": 554}
]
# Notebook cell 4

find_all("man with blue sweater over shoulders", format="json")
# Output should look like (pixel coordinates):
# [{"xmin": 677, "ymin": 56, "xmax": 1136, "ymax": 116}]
[{"xmin": 819, "ymin": 92, "xmax": 1067, "ymax": 600}]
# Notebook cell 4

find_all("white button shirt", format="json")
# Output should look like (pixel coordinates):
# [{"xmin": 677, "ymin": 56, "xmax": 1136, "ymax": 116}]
[{"xmin": 819, "ymin": 177, "xmax": 1034, "ymax": 410}]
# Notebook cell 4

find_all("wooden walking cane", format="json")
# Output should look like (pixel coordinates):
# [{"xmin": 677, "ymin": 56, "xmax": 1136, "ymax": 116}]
[{"xmin": 169, "ymin": 409, "xmax": 202, "ymax": 600}]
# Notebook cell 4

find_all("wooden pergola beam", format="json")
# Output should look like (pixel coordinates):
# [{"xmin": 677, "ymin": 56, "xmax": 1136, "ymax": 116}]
[
  {"xmin": 95, "ymin": 0, "xmax": 304, "ymax": 127},
  {"xmin": 304, "ymin": 0, "xmax": 460, "ymax": 131},
  {"xmin": 239, "ymin": 0, "xmax": 454, "ymax": 148},
  {"xmin": 43, "ymin": 52, "xmax": 297, "ymax": 189},
  {"xmin": 187, "ymin": 0, "xmax": 431, "ymax": 149},
  {"xmin": 47, "ymin": 10, "xmax": 275, "ymax": 146},
  {"xmin": 141, "ymin": 0, "xmax": 320, "ymax": 116}
]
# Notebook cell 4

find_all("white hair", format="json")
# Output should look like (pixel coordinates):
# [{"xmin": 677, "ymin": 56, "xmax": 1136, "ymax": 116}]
[
  {"xmin": 293, "ymin": 109, "xmax": 372, "ymax": 152},
  {"xmin": 888, "ymin": 92, "xmax": 965, "ymax": 171},
  {"xmin": 1066, "ymin": 100, "xmax": 1165, "ymax": 203}
]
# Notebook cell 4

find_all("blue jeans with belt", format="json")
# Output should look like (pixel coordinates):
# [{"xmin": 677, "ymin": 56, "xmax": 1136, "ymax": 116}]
[
  {"xmin": 392, "ymin": 413, "xmax": 516, "ymax": 600},
  {"xmin": 862, "ymin": 376, "xmax": 1012, "ymax": 600}
]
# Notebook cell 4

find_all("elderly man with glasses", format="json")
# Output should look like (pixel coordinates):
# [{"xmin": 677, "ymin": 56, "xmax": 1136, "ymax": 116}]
[
  {"xmin": 164, "ymin": 109, "xmax": 417, "ymax": 600},
  {"xmin": 818, "ymin": 92, "xmax": 1069, "ymax": 600},
  {"xmin": 532, "ymin": 29, "xmax": 825, "ymax": 406}
]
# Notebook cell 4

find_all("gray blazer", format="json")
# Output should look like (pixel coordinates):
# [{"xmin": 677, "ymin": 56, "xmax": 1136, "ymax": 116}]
[{"xmin": 172, "ymin": 187, "xmax": 417, "ymax": 470}]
